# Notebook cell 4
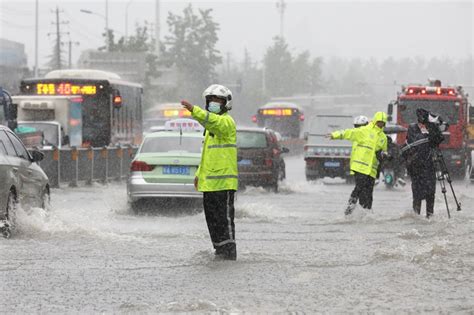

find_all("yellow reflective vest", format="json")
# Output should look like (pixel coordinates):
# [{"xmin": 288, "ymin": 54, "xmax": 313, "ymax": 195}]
[
  {"xmin": 192, "ymin": 106, "xmax": 238, "ymax": 192},
  {"xmin": 331, "ymin": 122, "xmax": 388, "ymax": 178}
]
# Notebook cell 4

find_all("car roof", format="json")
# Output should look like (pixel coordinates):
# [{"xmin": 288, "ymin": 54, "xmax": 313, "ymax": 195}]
[
  {"xmin": 144, "ymin": 130, "xmax": 203, "ymax": 139},
  {"xmin": 237, "ymin": 126, "xmax": 273, "ymax": 133}
]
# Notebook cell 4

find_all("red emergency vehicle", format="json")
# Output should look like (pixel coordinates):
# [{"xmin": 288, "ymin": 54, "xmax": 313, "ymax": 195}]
[{"xmin": 388, "ymin": 79, "xmax": 470, "ymax": 176}]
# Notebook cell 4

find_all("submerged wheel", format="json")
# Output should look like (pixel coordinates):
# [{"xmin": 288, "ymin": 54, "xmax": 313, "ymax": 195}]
[
  {"xmin": 2, "ymin": 191, "xmax": 17, "ymax": 239},
  {"xmin": 130, "ymin": 200, "xmax": 140, "ymax": 215},
  {"xmin": 41, "ymin": 187, "xmax": 51, "ymax": 211},
  {"xmin": 265, "ymin": 182, "xmax": 279, "ymax": 193}
]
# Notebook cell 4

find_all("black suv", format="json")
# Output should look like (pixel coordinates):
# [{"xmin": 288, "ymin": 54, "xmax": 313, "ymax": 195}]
[{"xmin": 236, "ymin": 127, "xmax": 289, "ymax": 192}]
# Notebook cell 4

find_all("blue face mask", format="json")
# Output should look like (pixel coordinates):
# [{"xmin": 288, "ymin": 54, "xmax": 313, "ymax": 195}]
[{"xmin": 208, "ymin": 102, "xmax": 222, "ymax": 114}]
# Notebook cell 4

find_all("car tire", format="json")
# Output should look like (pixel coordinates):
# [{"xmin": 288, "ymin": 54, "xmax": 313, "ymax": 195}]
[
  {"xmin": 2, "ymin": 191, "xmax": 17, "ymax": 239},
  {"xmin": 130, "ymin": 200, "xmax": 140, "ymax": 215},
  {"xmin": 279, "ymin": 166, "xmax": 286, "ymax": 181},
  {"xmin": 265, "ymin": 182, "xmax": 279, "ymax": 193},
  {"xmin": 41, "ymin": 188, "xmax": 51, "ymax": 211},
  {"xmin": 306, "ymin": 174, "xmax": 318, "ymax": 181}
]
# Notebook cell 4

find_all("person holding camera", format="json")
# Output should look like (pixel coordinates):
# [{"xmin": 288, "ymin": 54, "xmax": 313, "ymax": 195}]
[
  {"xmin": 329, "ymin": 112, "xmax": 389, "ymax": 215},
  {"xmin": 402, "ymin": 108, "xmax": 445, "ymax": 218}
]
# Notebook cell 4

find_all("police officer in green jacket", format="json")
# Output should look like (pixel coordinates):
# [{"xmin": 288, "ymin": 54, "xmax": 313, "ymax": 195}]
[
  {"xmin": 181, "ymin": 84, "xmax": 238, "ymax": 260},
  {"xmin": 329, "ymin": 112, "xmax": 389, "ymax": 215}
]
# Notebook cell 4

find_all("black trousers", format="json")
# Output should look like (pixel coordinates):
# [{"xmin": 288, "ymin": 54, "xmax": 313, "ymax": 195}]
[
  {"xmin": 350, "ymin": 172, "xmax": 375, "ymax": 209},
  {"xmin": 203, "ymin": 190, "xmax": 236, "ymax": 251},
  {"xmin": 413, "ymin": 194, "xmax": 435, "ymax": 217}
]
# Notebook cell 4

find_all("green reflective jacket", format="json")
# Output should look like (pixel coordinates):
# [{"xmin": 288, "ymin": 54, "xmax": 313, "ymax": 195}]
[
  {"xmin": 332, "ymin": 121, "xmax": 387, "ymax": 178},
  {"xmin": 192, "ymin": 106, "xmax": 238, "ymax": 192}
]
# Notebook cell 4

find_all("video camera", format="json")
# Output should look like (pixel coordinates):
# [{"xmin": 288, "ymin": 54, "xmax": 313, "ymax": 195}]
[{"xmin": 416, "ymin": 108, "xmax": 449, "ymax": 132}]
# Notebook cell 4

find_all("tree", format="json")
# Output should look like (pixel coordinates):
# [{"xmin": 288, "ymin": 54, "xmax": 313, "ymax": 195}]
[
  {"xmin": 99, "ymin": 22, "xmax": 161, "ymax": 106},
  {"xmin": 162, "ymin": 4, "xmax": 222, "ymax": 102},
  {"xmin": 263, "ymin": 36, "xmax": 293, "ymax": 97}
]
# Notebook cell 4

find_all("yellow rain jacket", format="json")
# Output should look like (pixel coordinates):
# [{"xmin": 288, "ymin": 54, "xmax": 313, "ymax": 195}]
[
  {"xmin": 192, "ymin": 106, "xmax": 238, "ymax": 192},
  {"xmin": 331, "ymin": 112, "xmax": 388, "ymax": 178}
]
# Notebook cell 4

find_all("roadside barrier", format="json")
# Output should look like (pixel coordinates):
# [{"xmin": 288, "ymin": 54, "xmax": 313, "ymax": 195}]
[{"xmin": 39, "ymin": 145, "xmax": 138, "ymax": 188}]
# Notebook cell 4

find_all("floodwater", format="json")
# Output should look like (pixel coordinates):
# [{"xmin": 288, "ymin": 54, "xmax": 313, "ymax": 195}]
[{"xmin": 1, "ymin": 156, "xmax": 473, "ymax": 313}]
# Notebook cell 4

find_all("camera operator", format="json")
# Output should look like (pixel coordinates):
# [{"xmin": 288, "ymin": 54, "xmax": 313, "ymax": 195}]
[{"xmin": 402, "ymin": 108, "xmax": 445, "ymax": 218}]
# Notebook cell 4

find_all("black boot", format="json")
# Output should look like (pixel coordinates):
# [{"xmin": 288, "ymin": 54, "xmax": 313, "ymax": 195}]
[
  {"xmin": 345, "ymin": 197, "xmax": 357, "ymax": 215},
  {"xmin": 215, "ymin": 243, "xmax": 236, "ymax": 260},
  {"xmin": 426, "ymin": 194, "xmax": 435, "ymax": 218},
  {"xmin": 413, "ymin": 199, "xmax": 421, "ymax": 215}
]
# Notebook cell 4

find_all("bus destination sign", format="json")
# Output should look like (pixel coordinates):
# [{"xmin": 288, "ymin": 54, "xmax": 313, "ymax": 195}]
[{"xmin": 37, "ymin": 83, "xmax": 97, "ymax": 95}]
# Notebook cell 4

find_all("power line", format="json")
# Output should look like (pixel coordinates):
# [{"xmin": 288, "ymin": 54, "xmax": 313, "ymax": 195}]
[
  {"xmin": 1, "ymin": 19, "xmax": 35, "ymax": 29},
  {"xmin": 0, "ymin": 6, "xmax": 33, "ymax": 15}
]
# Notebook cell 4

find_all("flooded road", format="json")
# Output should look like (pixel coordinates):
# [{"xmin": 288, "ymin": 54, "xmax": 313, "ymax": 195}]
[{"xmin": 1, "ymin": 155, "xmax": 473, "ymax": 313}]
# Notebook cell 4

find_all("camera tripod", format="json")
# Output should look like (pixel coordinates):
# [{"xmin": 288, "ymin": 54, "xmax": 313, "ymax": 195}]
[{"xmin": 432, "ymin": 148, "xmax": 462, "ymax": 218}]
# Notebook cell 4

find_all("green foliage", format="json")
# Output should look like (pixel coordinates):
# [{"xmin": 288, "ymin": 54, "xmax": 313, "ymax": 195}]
[
  {"xmin": 99, "ymin": 22, "xmax": 160, "ymax": 106},
  {"xmin": 263, "ymin": 37, "xmax": 323, "ymax": 97},
  {"xmin": 162, "ymin": 4, "xmax": 222, "ymax": 103}
]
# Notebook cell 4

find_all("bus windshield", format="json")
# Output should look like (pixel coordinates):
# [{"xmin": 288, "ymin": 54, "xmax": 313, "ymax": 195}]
[{"xmin": 399, "ymin": 100, "xmax": 459, "ymax": 125}]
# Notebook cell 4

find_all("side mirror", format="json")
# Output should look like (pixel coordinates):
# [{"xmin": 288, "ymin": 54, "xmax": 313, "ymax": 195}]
[
  {"xmin": 469, "ymin": 103, "xmax": 474, "ymax": 123},
  {"xmin": 7, "ymin": 103, "xmax": 18, "ymax": 131},
  {"xmin": 281, "ymin": 147, "xmax": 290, "ymax": 154},
  {"xmin": 387, "ymin": 102, "xmax": 393, "ymax": 122},
  {"xmin": 30, "ymin": 149, "xmax": 44, "ymax": 162},
  {"xmin": 62, "ymin": 135, "xmax": 70, "ymax": 146},
  {"xmin": 303, "ymin": 131, "xmax": 309, "ymax": 141}
]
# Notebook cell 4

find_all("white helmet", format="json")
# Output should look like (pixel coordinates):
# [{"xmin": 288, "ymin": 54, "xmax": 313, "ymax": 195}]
[
  {"xmin": 202, "ymin": 84, "xmax": 233, "ymax": 110},
  {"xmin": 353, "ymin": 115, "xmax": 369, "ymax": 127}
]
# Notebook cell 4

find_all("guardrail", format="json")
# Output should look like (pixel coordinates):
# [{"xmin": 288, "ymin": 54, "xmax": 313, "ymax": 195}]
[{"xmin": 38, "ymin": 146, "xmax": 138, "ymax": 188}]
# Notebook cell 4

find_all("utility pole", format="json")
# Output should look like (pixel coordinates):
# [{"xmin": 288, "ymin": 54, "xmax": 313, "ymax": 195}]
[
  {"xmin": 226, "ymin": 52, "xmax": 231, "ymax": 75},
  {"xmin": 49, "ymin": 7, "xmax": 69, "ymax": 70},
  {"xmin": 62, "ymin": 41, "xmax": 80, "ymax": 68},
  {"xmin": 34, "ymin": 0, "xmax": 39, "ymax": 77},
  {"xmin": 55, "ymin": 7, "xmax": 61, "ymax": 69},
  {"xmin": 276, "ymin": 0, "xmax": 286, "ymax": 39},
  {"xmin": 155, "ymin": 0, "xmax": 160, "ymax": 57}
]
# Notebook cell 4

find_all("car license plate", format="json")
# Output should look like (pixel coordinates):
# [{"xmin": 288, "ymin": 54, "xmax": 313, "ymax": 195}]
[
  {"xmin": 324, "ymin": 161, "xmax": 340, "ymax": 168},
  {"xmin": 163, "ymin": 165, "xmax": 190, "ymax": 175},
  {"xmin": 238, "ymin": 159, "xmax": 252, "ymax": 166}
]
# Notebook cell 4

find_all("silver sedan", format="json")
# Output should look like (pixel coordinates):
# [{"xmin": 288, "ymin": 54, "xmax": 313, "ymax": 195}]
[{"xmin": 0, "ymin": 125, "xmax": 49, "ymax": 238}]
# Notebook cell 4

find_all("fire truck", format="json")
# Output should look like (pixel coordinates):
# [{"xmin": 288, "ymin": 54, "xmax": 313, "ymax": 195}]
[{"xmin": 387, "ymin": 79, "xmax": 472, "ymax": 177}]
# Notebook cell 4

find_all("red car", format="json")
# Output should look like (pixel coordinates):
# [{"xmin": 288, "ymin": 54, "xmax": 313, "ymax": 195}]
[{"xmin": 237, "ymin": 127, "xmax": 289, "ymax": 192}]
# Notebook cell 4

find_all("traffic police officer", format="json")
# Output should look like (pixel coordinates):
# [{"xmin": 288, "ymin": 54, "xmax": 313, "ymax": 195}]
[
  {"xmin": 181, "ymin": 84, "xmax": 238, "ymax": 260},
  {"xmin": 329, "ymin": 112, "xmax": 388, "ymax": 215}
]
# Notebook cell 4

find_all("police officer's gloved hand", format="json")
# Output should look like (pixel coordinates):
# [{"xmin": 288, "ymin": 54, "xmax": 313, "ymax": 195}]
[{"xmin": 376, "ymin": 150, "xmax": 392, "ymax": 162}]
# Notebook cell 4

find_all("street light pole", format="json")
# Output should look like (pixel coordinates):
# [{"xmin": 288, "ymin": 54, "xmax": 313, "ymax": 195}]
[
  {"xmin": 125, "ymin": 0, "xmax": 134, "ymax": 39},
  {"xmin": 80, "ymin": 8, "xmax": 108, "ymax": 51},
  {"xmin": 105, "ymin": 0, "xmax": 109, "ymax": 45},
  {"xmin": 34, "ymin": 0, "xmax": 39, "ymax": 76}
]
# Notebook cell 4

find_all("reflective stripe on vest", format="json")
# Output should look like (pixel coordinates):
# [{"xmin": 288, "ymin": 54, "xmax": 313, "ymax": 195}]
[
  {"xmin": 206, "ymin": 175, "xmax": 239, "ymax": 180},
  {"xmin": 353, "ymin": 160, "xmax": 369, "ymax": 167},
  {"xmin": 208, "ymin": 144, "xmax": 237, "ymax": 149},
  {"xmin": 357, "ymin": 144, "xmax": 373, "ymax": 150}
]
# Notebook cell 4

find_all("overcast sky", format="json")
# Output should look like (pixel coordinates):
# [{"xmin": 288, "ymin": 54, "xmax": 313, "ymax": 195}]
[{"xmin": 0, "ymin": 0, "xmax": 472, "ymax": 69}]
